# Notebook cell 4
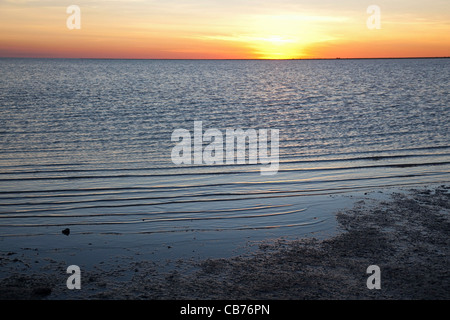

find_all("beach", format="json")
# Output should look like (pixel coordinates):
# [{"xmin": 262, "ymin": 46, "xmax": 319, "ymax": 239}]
[{"xmin": 1, "ymin": 184, "xmax": 448, "ymax": 300}]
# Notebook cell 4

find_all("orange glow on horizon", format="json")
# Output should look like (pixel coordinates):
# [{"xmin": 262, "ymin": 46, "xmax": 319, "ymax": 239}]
[{"xmin": 0, "ymin": 1, "xmax": 449, "ymax": 59}]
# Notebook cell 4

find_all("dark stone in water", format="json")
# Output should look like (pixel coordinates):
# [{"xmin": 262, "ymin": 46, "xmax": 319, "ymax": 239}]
[{"xmin": 62, "ymin": 228, "xmax": 70, "ymax": 236}]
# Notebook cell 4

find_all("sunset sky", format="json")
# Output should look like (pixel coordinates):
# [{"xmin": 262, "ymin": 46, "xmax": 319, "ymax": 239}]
[{"xmin": 0, "ymin": 0, "xmax": 449, "ymax": 59}]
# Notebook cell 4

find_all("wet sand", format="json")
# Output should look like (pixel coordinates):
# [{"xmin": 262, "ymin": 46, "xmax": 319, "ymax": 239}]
[{"xmin": 0, "ymin": 185, "xmax": 448, "ymax": 300}]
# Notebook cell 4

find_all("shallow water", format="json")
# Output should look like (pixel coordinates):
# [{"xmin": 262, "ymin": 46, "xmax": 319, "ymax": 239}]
[{"xmin": 0, "ymin": 58, "xmax": 449, "ymax": 260}]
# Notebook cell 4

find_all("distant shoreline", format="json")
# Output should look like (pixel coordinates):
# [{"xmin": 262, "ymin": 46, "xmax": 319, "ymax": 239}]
[{"xmin": 1, "ymin": 56, "xmax": 449, "ymax": 61}]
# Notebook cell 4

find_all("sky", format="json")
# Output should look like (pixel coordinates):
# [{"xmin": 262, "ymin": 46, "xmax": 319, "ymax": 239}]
[{"xmin": 0, "ymin": 0, "xmax": 449, "ymax": 59}]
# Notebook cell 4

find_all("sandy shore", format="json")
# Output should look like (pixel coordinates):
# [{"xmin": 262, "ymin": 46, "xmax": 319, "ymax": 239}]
[{"xmin": 0, "ymin": 185, "xmax": 448, "ymax": 300}]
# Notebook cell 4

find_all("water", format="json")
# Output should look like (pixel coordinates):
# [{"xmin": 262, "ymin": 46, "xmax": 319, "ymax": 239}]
[{"xmin": 0, "ymin": 58, "xmax": 449, "ymax": 260}]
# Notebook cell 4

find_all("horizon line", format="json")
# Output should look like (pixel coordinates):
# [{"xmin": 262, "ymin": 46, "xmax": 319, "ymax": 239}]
[{"xmin": 1, "ymin": 56, "xmax": 449, "ymax": 61}]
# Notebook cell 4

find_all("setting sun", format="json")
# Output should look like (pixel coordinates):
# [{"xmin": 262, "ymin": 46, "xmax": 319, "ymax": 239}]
[
  {"xmin": 240, "ymin": 13, "xmax": 342, "ymax": 59},
  {"xmin": 0, "ymin": 0, "xmax": 449, "ymax": 58},
  {"xmin": 251, "ymin": 36, "xmax": 302, "ymax": 59}
]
